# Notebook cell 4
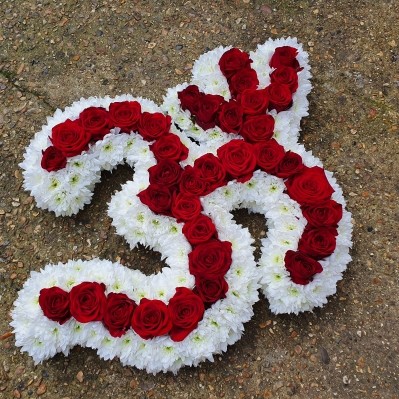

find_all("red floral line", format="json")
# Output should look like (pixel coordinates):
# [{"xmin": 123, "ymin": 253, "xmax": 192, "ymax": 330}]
[
  {"xmin": 41, "ymin": 103, "xmax": 174, "ymax": 172},
  {"xmin": 39, "ymin": 284, "xmax": 205, "ymax": 342}
]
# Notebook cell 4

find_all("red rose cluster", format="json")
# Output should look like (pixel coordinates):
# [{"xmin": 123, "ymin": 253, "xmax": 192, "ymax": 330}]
[
  {"xmin": 177, "ymin": 46, "xmax": 300, "ymax": 134},
  {"xmin": 39, "ymin": 283, "xmax": 205, "ymax": 342},
  {"xmin": 284, "ymin": 166, "xmax": 342, "ymax": 284},
  {"xmin": 41, "ymin": 101, "xmax": 177, "ymax": 172}
]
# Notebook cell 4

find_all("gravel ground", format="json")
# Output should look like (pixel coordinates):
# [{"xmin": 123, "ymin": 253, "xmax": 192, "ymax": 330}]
[{"xmin": 1, "ymin": 1, "xmax": 398, "ymax": 398}]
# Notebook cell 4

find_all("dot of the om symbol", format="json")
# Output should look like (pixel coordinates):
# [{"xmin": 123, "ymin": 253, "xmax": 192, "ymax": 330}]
[{"xmin": 12, "ymin": 38, "xmax": 352, "ymax": 374}]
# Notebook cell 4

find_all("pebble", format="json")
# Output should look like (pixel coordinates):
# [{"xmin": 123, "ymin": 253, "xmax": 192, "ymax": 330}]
[
  {"xmin": 260, "ymin": 5, "xmax": 272, "ymax": 14},
  {"xmin": 76, "ymin": 371, "xmax": 84, "ymax": 383},
  {"xmin": 320, "ymin": 347, "xmax": 330, "ymax": 364},
  {"xmin": 129, "ymin": 379, "xmax": 138, "ymax": 389},
  {"xmin": 37, "ymin": 383, "xmax": 47, "ymax": 395},
  {"xmin": 357, "ymin": 356, "xmax": 366, "ymax": 368},
  {"xmin": 16, "ymin": 64, "xmax": 25, "ymax": 75},
  {"xmin": 259, "ymin": 320, "xmax": 272, "ymax": 328},
  {"xmin": 310, "ymin": 382, "xmax": 319, "ymax": 388},
  {"xmin": 14, "ymin": 103, "xmax": 27, "ymax": 113},
  {"xmin": 294, "ymin": 345, "xmax": 302, "ymax": 355}
]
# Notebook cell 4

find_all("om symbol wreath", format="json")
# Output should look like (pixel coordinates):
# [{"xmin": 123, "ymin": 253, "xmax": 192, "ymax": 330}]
[{"xmin": 12, "ymin": 38, "xmax": 352, "ymax": 374}]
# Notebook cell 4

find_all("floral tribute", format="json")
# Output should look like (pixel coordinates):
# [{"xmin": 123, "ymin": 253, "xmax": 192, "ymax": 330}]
[{"xmin": 13, "ymin": 38, "xmax": 352, "ymax": 373}]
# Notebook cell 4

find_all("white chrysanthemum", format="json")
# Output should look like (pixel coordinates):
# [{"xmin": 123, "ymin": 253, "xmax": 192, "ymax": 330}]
[{"xmin": 191, "ymin": 45, "xmax": 232, "ymax": 100}]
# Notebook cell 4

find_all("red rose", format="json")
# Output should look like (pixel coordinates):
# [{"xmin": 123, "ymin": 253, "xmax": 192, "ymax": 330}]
[
  {"xmin": 298, "ymin": 226, "xmax": 338, "ymax": 260},
  {"xmin": 182, "ymin": 214, "xmax": 217, "ymax": 245},
  {"xmin": 148, "ymin": 159, "xmax": 183, "ymax": 187},
  {"xmin": 301, "ymin": 200, "xmax": 343, "ymax": 227},
  {"xmin": 217, "ymin": 139, "xmax": 256, "ymax": 182},
  {"xmin": 219, "ymin": 48, "xmax": 252, "ymax": 78},
  {"xmin": 103, "ymin": 293, "xmax": 136, "ymax": 338},
  {"xmin": 178, "ymin": 85, "xmax": 201, "ymax": 114},
  {"xmin": 267, "ymin": 83, "xmax": 293, "ymax": 112},
  {"xmin": 217, "ymin": 100, "xmax": 243, "ymax": 134},
  {"xmin": 194, "ymin": 276, "xmax": 228, "ymax": 304},
  {"xmin": 194, "ymin": 154, "xmax": 226, "ymax": 193},
  {"xmin": 189, "ymin": 240, "xmax": 232, "ymax": 278},
  {"xmin": 229, "ymin": 68, "xmax": 259, "ymax": 97},
  {"xmin": 138, "ymin": 112, "xmax": 171, "ymax": 141},
  {"xmin": 285, "ymin": 166, "xmax": 334, "ymax": 205},
  {"xmin": 51, "ymin": 119, "xmax": 91, "ymax": 157},
  {"xmin": 171, "ymin": 193, "xmax": 202, "ymax": 222},
  {"xmin": 109, "ymin": 101, "xmax": 141, "ymax": 133},
  {"xmin": 275, "ymin": 151, "xmax": 304, "ymax": 178},
  {"xmin": 39, "ymin": 287, "xmax": 71, "ymax": 325},
  {"xmin": 168, "ymin": 287, "xmax": 205, "ymax": 342},
  {"xmin": 270, "ymin": 67, "xmax": 299, "ymax": 93},
  {"xmin": 254, "ymin": 139, "xmax": 285, "ymax": 173},
  {"xmin": 241, "ymin": 114, "xmax": 275, "ymax": 143},
  {"xmin": 195, "ymin": 94, "xmax": 225, "ymax": 130},
  {"xmin": 131, "ymin": 298, "xmax": 172, "ymax": 339},
  {"xmin": 237, "ymin": 88, "xmax": 269, "ymax": 115},
  {"xmin": 41, "ymin": 146, "xmax": 67, "ymax": 172},
  {"xmin": 78, "ymin": 107, "xmax": 111, "ymax": 141},
  {"xmin": 137, "ymin": 184, "xmax": 173, "ymax": 216},
  {"xmin": 179, "ymin": 166, "xmax": 207, "ymax": 196},
  {"xmin": 269, "ymin": 46, "xmax": 300, "ymax": 71},
  {"xmin": 69, "ymin": 282, "xmax": 106, "ymax": 323},
  {"xmin": 284, "ymin": 250, "xmax": 323, "ymax": 285},
  {"xmin": 150, "ymin": 133, "xmax": 188, "ymax": 162}
]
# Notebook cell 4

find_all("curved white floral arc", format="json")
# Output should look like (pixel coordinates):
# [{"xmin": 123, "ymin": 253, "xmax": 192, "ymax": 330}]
[
  {"xmin": 11, "ymin": 199, "xmax": 260, "ymax": 373},
  {"xmin": 19, "ymin": 95, "xmax": 201, "ymax": 217},
  {"xmin": 201, "ymin": 169, "xmax": 351, "ymax": 314}
]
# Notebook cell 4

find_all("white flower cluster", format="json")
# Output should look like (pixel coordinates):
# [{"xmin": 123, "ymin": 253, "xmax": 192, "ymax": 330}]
[
  {"xmin": 20, "ymin": 95, "xmax": 167, "ymax": 216},
  {"xmin": 162, "ymin": 37, "xmax": 312, "ymax": 150},
  {"xmin": 13, "ymin": 38, "xmax": 353, "ymax": 373}
]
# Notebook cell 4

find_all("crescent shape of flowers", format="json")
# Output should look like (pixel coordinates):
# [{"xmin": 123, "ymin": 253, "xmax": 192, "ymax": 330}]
[{"xmin": 12, "ymin": 37, "xmax": 352, "ymax": 374}]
